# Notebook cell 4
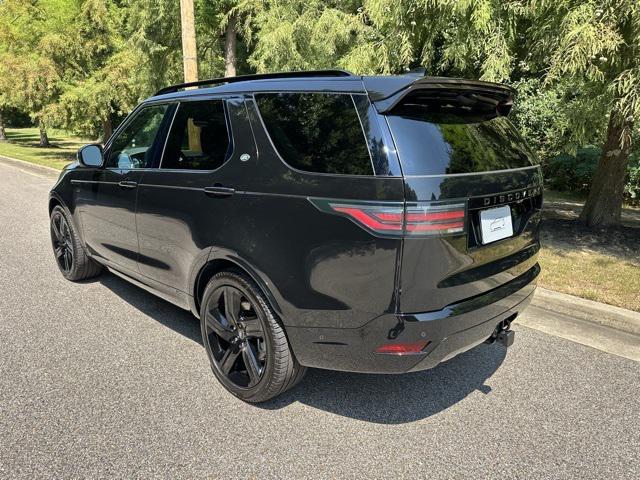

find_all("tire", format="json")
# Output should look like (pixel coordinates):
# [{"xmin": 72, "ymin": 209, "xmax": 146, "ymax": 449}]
[
  {"xmin": 50, "ymin": 205, "xmax": 102, "ymax": 281},
  {"xmin": 200, "ymin": 270, "xmax": 306, "ymax": 402}
]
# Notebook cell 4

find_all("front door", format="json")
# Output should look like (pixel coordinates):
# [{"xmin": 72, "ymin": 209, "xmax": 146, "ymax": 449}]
[{"xmin": 75, "ymin": 103, "xmax": 172, "ymax": 273}]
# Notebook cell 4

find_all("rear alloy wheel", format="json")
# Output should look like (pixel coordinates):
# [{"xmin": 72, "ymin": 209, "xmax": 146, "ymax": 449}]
[
  {"xmin": 50, "ymin": 206, "xmax": 102, "ymax": 281},
  {"xmin": 201, "ymin": 271, "xmax": 306, "ymax": 402}
]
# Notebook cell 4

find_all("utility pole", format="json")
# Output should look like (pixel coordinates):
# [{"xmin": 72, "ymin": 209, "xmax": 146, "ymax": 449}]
[
  {"xmin": 180, "ymin": 0, "xmax": 198, "ymax": 83},
  {"xmin": 179, "ymin": 0, "xmax": 200, "ymax": 151},
  {"xmin": 224, "ymin": 14, "xmax": 237, "ymax": 77}
]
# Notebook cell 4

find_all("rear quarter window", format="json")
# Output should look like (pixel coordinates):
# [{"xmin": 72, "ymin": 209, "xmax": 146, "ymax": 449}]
[{"xmin": 255, "ymin": 92, "xmax": 374, "ymax": 176}]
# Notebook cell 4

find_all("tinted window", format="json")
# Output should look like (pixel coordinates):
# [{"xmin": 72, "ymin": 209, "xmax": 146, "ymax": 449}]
[
  {"xmin": 161, "ymin": 100, "xmax": 231, "ymax": 170},
  {"xmin": 255, "ymin": 93, "xmax": 374, "ymax": 176},
  {"xmin": 106, "ymin": 104, "xmax": 169, "ymax": 169},
  {"xmin": 387, "ymin": 112, "xmax": 536, "ymax": 176}
]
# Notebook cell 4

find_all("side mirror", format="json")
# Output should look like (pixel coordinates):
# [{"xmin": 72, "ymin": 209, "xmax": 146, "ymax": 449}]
[{"xmin": 78, "ymin": 144, "xmax": 104, "ymax": 167}]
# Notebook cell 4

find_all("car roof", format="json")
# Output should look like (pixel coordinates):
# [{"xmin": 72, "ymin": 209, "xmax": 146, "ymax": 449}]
[
  {"xmin": 146, "ymin": 70, "xmax": 514, "ymax": 115},
  {"xmin": 146, "ymin": 70, "xmax": 422, "ymax": 103}
]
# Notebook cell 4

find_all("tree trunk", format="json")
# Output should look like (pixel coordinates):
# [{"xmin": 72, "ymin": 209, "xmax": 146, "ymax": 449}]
[
  {"xmin": 0, "ymin": 110, "xmax": 7, "ymax": 142},
  {"xmin": 102, "ymin": 118, "xmax": 113, "ymax": 143},
  {"xmin": 224, "ymin": 15, "xmax": 237, "ymax": 77},
  {"xmin": 579, "ymin": 110, "xmax": 633, "ymax": 227},
  {"xmin": 38, "ymin": 122, "xmax": 50, "ymax": 147}
]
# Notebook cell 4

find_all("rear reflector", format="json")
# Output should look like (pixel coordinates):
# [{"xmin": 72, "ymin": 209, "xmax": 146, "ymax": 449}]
[
  {"xmin": 309, "ymin": 198, "xmax": 467, "ymax": 237},
  {"xmin": 375, "ymin": 340, "xmax": 430, "ymax": 355}
]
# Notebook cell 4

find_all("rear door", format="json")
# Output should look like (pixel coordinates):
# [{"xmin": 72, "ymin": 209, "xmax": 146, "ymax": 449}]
[
  {"xmin": 135, "ymin": 96, "xmax": 242, "ymax": 293},
  {"xmin": 384, "ymin": 88, "xmax": 543, "ymax": 313}
]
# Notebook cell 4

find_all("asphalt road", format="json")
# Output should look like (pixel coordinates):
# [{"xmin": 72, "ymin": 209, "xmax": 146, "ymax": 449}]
[{"xmin": 1, "ymin": 159, "xmax": 638, "ymax": 479}]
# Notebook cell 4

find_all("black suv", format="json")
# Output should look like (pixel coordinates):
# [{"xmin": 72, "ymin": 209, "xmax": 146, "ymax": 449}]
[{"xmin": 49, "ymin": 70, "xmax": 542, "ymax": 402}]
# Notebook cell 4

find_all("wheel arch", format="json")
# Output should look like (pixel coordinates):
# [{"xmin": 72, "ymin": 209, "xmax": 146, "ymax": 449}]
[
  {"xmin": 192, "ymin": 252, "xmax": 284, "ymax": 321},
  {"xmin": 48, "ymin": 193, "xmax": 64, "ymax": 215}
]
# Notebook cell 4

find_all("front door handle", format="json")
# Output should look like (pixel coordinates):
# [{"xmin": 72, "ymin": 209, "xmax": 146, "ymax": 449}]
[
  {"xmin": 204, "ymin": 185, "xmax": 235, "ymax": 197},
  {"xmin": 118, "ymin": 180, "xmax": 138, "ymax": 189}
]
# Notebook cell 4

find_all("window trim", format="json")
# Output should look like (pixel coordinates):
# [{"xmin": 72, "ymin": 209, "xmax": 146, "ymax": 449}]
[
  {"xmin": 157, "ymin": 97, "xmax": 236, "ymax": 173},
  {"xmin": 251, "ymin": 91, "xmax": 379, "ymax": 179},
  {"xmin": 103, "ymin": 102, "xmax": 174, "ymax": 171}
]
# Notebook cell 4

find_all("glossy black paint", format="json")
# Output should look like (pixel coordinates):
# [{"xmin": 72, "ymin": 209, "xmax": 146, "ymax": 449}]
[{"xmin": 49, "ymin": 72, "xmax": 541, "ymax": 374}]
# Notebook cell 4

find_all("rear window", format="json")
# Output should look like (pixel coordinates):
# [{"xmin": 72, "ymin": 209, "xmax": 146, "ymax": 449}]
[
  {"xmin": 255, "ymin": 92, "xmax": 374, "ymax": 176},
  {"xmin": 161, "ymin": 100, "xmax": 231, "ymax": 171},
  {"xmin": 387, "ymin": 110, "xmax": 536, "ymax": 176}
]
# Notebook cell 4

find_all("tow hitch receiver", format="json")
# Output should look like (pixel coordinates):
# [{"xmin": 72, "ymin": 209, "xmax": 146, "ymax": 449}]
[{"xmin": 497, "ymin": 329, "xmax": 515, "ymax": 347}]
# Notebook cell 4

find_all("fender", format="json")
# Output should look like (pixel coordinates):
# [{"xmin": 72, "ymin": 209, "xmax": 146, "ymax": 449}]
[
  {"xmin": 189, "ymin": 246, "xmax": 285, "ymax": 321},
  {"xmin": 48, "ymin": 191, "xmax": 85, "ymax": 246}
]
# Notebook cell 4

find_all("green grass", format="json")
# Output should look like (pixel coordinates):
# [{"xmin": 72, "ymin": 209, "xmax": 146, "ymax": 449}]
[
  {"xmin": 0, "ymin": 128, "xmax": 91, "ymax": 170},
  {"xmin": 538, "ymin": 246, "xmax": 640, "ymax": 312}
]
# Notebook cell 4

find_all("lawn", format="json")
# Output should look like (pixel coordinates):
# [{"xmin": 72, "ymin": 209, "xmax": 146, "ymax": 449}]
[
  {"xmin": 539, "ymin": 193, "xmax": 640, "ymax": 311},
  {"xmin": 0, "ymin": 128, "xmax": 91, "ymax": 170},
  {"xmin": 1, "ymin": 130, "xmax": 639, "ymax": 312}
]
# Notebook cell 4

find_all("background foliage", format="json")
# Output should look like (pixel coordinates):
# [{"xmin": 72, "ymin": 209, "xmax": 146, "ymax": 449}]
[{"xmin": 1, "ymin": 0, "xmax": 639, "ymax": 210}]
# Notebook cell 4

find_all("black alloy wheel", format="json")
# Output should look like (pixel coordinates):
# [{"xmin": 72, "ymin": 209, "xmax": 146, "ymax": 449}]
[
  {"xmin": 51, "ymin": 209, "xmax": 74, "ymax": 274},
  {"xmin": 49, "ymin": 205, "xmax": 102, "ymax": 281},
  {"xmin": 204, "ymin": 285, "xmax": 267, "ymax": 388},
  {"xmin": 200, "ymin": 271, "xmax": 306, "ymax": 402}
]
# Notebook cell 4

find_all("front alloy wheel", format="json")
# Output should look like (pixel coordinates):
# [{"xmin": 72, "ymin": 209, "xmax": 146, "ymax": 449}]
[
  {"xmin": 51, "ymin": 209, "xmax": 74, "ymax": 274},
  {"xmin": 49, "ymin": 205, "xmax": 102, "ymax": 281}
]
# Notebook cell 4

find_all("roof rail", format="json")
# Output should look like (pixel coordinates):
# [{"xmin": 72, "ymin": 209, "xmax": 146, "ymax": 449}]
[{"xmin": 154, "ymin": 70, "xmax": 354, "ymax": 96}]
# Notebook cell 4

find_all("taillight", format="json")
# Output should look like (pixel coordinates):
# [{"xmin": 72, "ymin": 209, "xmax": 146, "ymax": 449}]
[
  {"xmin": 404, "ymin": 203, "xmax": 466, "ymax": 235},
  {"xmin": 309, "ymin": 198, "xmax": 467, "ymax": 237}
]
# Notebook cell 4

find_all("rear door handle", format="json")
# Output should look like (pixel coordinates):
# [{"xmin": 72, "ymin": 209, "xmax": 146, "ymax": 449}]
[
  {"xmin": 118, "ymin": 180, "xmax": 138, "ymax": 189},
  {"xmin": 204, "ymin": 185, "xmax": 235, "ymax": 197}
]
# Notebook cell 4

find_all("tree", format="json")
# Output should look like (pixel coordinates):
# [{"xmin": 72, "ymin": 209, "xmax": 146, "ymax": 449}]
[
  {"xmin": 246, "ymin": 0, "xmax": 367, "ymax": 73},
  {"xmin": 530, "ymin": 0, "xmax": 640, "ymax": 227},
  {"xmin": 0, "ymin": 0, "xmax": 78, "ymax": 146},
  {"xmin": 39, "ymin": 0, "xmax": 135, "ymax": 140}
]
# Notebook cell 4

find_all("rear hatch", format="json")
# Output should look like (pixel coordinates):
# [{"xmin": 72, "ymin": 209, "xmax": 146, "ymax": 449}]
[{"xmin": 381, "ymin": 79, "xmax": 542, "ymax": 313}]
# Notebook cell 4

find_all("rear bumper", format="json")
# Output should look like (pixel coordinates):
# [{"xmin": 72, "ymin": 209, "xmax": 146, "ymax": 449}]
[{"xmin": 286, "ymin": 263, "xmax": 539, "ymax": 373}]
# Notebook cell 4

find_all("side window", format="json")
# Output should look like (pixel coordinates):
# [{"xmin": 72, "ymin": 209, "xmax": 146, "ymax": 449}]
[
  {"xmin": 161, "ymin": 100, "xmax": 231, "ymax": 170},
  {"xmin": 255, "ymin": 92, "xmax": 374, "ymax": 176},
  {"xmin": 106, "ymin": 104, "xmax": 169, "ymax": 169}
]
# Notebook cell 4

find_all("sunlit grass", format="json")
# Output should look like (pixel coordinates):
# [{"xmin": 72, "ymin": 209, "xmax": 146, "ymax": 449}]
[
  {"xmin": 0, "ymin": 128, "xmax": 91, "ymax": 170},
  {"xmin": 538, "ymin": 246, "xmax": 640, "ymax": 312}
]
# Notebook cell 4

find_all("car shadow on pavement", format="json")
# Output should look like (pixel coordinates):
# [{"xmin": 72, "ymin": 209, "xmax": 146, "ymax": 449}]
[
  {"xmin": 259, "ymin": 344, "xmax": 506, "ymax": 423},
  {"xmin": 99, "ymin": 271, "xmax": 506, "ymax": 424},
  {"xmin": 99, "ymin": 273, "xmax": 203, "ymax": 344}
]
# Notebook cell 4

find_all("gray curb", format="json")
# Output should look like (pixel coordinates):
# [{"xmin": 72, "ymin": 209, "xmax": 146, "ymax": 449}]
[{"xmin": 531, "ymin": 287, "xmax": 640, "ymax": 336}]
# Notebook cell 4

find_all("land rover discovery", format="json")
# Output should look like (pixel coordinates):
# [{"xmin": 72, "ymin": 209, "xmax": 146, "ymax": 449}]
[{"xmin": 49, "ymin": 70, "xmax": 542, "ymax": 402}]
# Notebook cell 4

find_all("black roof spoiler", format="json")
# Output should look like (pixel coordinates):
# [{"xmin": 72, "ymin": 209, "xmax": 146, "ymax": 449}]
[
  {"xmin": 365, "ymin": 76, "xmax": 515, "ymax": 116},
  {"xmin": 154, "ymin": 70, "xmax": 354, "ymax": 96}
]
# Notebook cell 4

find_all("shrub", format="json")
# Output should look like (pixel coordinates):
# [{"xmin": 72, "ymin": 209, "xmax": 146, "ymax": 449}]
[
  {"xmin": 625, "ymin": 153, "xmax": 640, "ymax": 206},
  {"xmin": 544, "ymin": 146, "xmax": 600, "ymax": 193},
  {"xmin": 545, "ymin": 146, "xmax": 640, "ymax": 205}
]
